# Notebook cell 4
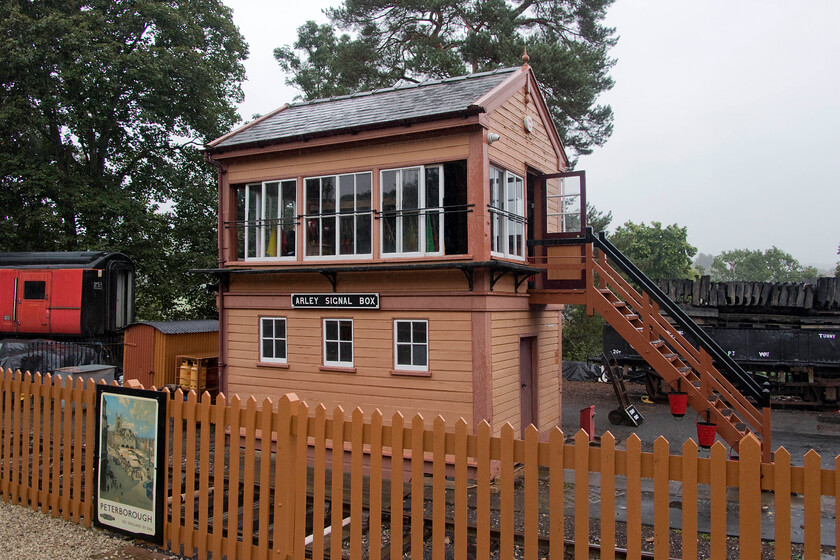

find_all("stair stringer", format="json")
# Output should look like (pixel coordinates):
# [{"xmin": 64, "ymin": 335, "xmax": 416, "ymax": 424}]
[{"xmin": 590, "ymin": 288, "xmax": 760, "ymax": 454}]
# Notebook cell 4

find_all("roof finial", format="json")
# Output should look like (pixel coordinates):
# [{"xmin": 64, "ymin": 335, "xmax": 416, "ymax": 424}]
[{"xmin": 522, "ymin": 47, "xmax": 530, "ymax": 67}]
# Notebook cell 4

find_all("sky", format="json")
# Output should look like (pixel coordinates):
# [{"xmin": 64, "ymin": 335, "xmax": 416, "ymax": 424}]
[{"xmin": 222, "ymin": 0, "xmax": 840, "ymax": 271}]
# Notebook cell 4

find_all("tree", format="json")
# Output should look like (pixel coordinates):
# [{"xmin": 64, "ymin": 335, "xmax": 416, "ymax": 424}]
[
  {"xmin": 0, "ymin": 0, "xmax": 248, "ymax": 320},
  {"xmin": 836, "ymin": 243, "xmax": 839, "ymax": 277},
  {"xmin": 562, "ymin": 301, "xmax": 606, "ymax": 362},
  {"xmin": 609, "ymin": 221, "xmax": 697, "ymax": 280},
  {"xmin": 709, "ymin": 247, "xmax": 819, "ymax": 283},
  {"xmin": 693, "ymin": 252, "xmax": 714, "ymax": 276},
  {"xmin": 274, "ymin": 0, "xmax": 617, "ymax": 158},
  {"xmin": 587, "ymin": 202, "xmax": 612, "ymax": 234}
]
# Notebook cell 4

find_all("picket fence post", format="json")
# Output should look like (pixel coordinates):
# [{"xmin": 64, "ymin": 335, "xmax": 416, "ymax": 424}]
[{"xmin": 275, "ymin": 392, "xmax": 299, "ymax": 559}]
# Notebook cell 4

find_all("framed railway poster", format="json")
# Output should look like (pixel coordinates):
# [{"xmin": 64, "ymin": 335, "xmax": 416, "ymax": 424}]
[{"xmin": 93, "ymin": 384, "xmax": 166, "ymax": 544}]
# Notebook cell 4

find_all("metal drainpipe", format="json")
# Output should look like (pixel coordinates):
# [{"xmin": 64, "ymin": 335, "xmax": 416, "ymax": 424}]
[{"xmin": 204, "ymin": 151, "xmax": 228, "ymax": 396}]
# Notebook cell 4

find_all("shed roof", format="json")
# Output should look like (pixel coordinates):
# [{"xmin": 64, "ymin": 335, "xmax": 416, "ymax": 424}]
[
  {"xmin": 130, "ymin": 320, "xmax": 219, "ymax": 335},
  {"xmin": 208, "ymin": 67, "xmax": 521, "ymax": 152}
]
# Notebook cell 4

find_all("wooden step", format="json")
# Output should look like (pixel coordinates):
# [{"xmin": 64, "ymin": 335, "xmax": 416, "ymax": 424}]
[{"xmin": 598, "ymin": 289, "xmax": 618, "ymax": 301}]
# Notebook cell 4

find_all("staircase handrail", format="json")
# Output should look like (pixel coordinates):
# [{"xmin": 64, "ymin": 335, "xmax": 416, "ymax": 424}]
[{"xmin": 587, "ymin": 228, "xmax": 767, "ymax": 406}]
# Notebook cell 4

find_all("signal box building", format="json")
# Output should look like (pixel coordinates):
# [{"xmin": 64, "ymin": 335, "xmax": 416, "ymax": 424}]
[{"xmin": 203, "ymin": 64, "xmax": 584, "ymax": 438}]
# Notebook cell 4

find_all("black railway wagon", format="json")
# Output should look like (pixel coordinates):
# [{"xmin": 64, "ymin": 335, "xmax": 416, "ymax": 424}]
[
  {"xmin": 604, "ymin": 276, "xmax": 840, "ymax": 405},
  {"xmin": 606, "ymin": 324, "xmax": 840, "ymax": 404}
]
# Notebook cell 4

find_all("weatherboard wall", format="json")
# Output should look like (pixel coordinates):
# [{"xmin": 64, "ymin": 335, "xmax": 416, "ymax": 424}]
[
  {"xmin": 490, "ymin": 307, "xmax": 562, "ymax": 437},
  {"xmin": 224, "ymin": 300, "xmax": 475, "ymax": 427},
  {"xmin": 487, "ymin": 80, "xmax": 563, "ymax": 176}
]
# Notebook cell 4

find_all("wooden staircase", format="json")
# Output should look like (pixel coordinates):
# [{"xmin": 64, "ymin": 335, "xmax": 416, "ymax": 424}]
[{"xmin": 531, "ymin": 229, "xmax": 772, "ymax": 462}]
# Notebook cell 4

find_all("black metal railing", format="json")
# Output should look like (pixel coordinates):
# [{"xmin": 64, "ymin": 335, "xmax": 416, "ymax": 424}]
[{"xmin": 374, "ymin": 203, "xmax": 474, "ymax": 219}]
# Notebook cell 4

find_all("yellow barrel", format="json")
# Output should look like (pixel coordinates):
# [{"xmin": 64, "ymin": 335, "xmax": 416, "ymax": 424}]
[
  {"xmin": 196, "ymin": 363, "xmax": 206, "ymax": 393},
  {"xmin": 179, "ymin": 359, "xmax": 192, "ymax": 388},
  {"xmin": 189, "ymin": 362, "xmax": 198, "ymax": 390}
]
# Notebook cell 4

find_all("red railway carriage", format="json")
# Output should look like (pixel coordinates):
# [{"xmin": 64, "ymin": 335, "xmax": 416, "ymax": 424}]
[{"xmin": 0, "ymin": 252, "xmax": 134, "ymax": 337}]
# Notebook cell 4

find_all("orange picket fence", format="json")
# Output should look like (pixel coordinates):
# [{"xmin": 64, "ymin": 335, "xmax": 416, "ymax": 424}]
[{"xmin": 0, "ymin": 369, "xmax": 837, "ymax": 559}]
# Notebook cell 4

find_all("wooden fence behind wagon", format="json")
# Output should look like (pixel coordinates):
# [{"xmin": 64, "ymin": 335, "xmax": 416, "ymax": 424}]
[{"xmin": 0, "ymin": 369, "xmax": 838, "ymax": 560}]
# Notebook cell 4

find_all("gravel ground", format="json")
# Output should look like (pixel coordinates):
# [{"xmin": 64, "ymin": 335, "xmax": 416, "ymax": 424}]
[{"xmin": 0, "ymin": 499, "xmax": 181, "ymax": 560}]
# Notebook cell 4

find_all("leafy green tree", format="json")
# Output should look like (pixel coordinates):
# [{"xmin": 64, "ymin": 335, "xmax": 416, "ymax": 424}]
[
  {"xmin": 586, "ymin": 203, "xmax": 612, "ymax": 234},
  {"xmin": 0, "ymin": 0, "xmax": 248, "ymax": 320},
  {"xmin": 275, "ymin": 0, "xmax": 617, "ymax": 157},
  {"xmin": 562, "ymin": 302, "xmax": 606, "ymax": 362},
  {"xmin": 710, "ymin": 247, "xmax": 818, "ymax": 282},
  {"xmin": 609, "ymin": 221, "xmax": 697, "ymax": 280}
]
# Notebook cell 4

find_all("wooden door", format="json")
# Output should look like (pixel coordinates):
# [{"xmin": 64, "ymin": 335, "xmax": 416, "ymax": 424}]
[
  {"xmin": 519, "ymin": 336, "xmax": 537, "ymax": 437},
  {"xmin": 17, "ymin": 271, "xmax": 51, "ymax": 334},
  {"xmin": 531, "ymin": 170, "xmax": 588, "ymax": 290}
]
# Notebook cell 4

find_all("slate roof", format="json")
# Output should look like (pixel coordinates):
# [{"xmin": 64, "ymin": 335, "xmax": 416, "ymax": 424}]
[
  {"xmin": 209, "ymin": 67, "xmax": 520, "ymax": 151},
  {"xmin": 132, "ymin": 320, "xmax": 219, "ymax": 335}
]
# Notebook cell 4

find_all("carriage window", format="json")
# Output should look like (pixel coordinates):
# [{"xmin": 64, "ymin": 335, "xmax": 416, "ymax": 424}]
[
  {"xmin": 305, "ymin": 173, "xmax": 372, "ymax": 258},
  {"xmin": 237, "ymin": 180, "xmax": 297, "ymax": 260},
  {"xmin": 23, "ymin": 281, "xmax": 46, "ymax": 300}
]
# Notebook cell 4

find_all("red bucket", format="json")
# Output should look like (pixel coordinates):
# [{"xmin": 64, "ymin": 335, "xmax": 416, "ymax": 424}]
[
  {"xmin": 668, "ymin": 392, "xmax": 688, "ymax": 418},
  {"xmin": 696, "ymin": 421, "xmax": 717, "ymax": 448}
]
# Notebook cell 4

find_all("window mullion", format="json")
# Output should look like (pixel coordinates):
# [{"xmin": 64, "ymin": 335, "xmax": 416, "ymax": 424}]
[
  {"xmin": 317, "ymin": 179, "xmax": 324, "ymax": 257},
  {"xmin": 436, "ymin": 166, "xmax": 444, "ymax": 253},
  {"xmin": 244, "ymin": 184, "xmax": 251, "ymax": 259},
  {"xmin": 396, "ymin": 170, "xmax": 403, "ymax": 254},
  {"xmin": 417, "ymin": 168, "xmax": 425, "ymax": 254},
  {"xmin": 260, "ymin": 181, "xmax": 268, "ymax": 257},
  {"xmin": 350, "ymin": 175, "xmax": 357, "ymax": 254}
]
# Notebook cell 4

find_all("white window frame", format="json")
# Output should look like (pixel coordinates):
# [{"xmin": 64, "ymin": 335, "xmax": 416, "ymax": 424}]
[
  {"xmin": 380, "ymin": 165, "xmax": 444, "ymax": 257},
  {"xmin": 259, "ymin": 317, "xmax": 288, "ymax": 364},
  {"xmin": 323, "ymin": 318, "xmax": 354, "ymax": 367},
  {"xmin": 304, "ymin": 172, "xmax": 373, "ymax": 260},
  {"xmin": 546, "ymin": 175, "xmax": 583, "ymax": 234},
  {"xmin": 489, "ymin": 166, "xmax": 526, "ymax": 260},
  {"xmin": 393, "ymin": 319, "xmax": 429, "ymax": 372},
  {"xmin": 242, "ymin": 180, "xmax": 297, "ymax": 261}
]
